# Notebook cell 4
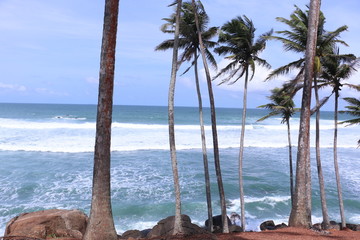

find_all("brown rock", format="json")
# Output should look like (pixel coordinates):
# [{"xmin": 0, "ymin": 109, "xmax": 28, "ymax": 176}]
[
  {"xmin": 4, "ymin": 209, "xmax": 88, "ymax": 239},
  {"xmin": 120, "ymin": 229, "xmax": 144, "ymax": 239},
  {"xmin": 147, "ymin": 215, "xmax": 210, "ymax": 238}
]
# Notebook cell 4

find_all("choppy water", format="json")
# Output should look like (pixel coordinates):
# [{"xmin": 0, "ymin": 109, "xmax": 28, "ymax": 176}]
[{"xmin": 0, "ymin": 103, "xmax": 359, "ymax": 234}]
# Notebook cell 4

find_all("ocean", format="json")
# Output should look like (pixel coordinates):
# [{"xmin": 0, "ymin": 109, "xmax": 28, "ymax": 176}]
[{"xmin": 0, "ymin": 103, "xmax": 359, "ymax": 234}]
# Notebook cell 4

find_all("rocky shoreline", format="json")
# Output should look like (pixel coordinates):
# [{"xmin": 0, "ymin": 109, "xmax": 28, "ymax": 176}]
[{"xmin": 2, "ymin": 209, "xmax": 360, "ymax": 240}]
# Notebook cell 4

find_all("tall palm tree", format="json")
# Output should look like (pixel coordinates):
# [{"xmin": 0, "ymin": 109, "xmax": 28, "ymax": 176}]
[
  {"xmin": 214, "ymin": 15, "xmax": 272, "ymax": 231},
  {"xmin": 156, "ymin": 1, "xmax": 217, "ymax": 229},
  {"xmin": 83, "ymin": 0, "xmax": 119, "ymax": 239},
  {"xmin": 319, "ymin": 48, "xmax": 359, "ymax": 228},
  {"xmin": 340, "ymin": 97, "xmax": 360, "ymax": 147},
  {"xmin": 167, "ymin": 0, "xmax": 183, "ymax": 235},
  {"xmin": 268, "ymin": 4, "xmax": 348, "ymax": 229},
  {"xmin": 257, "ymin": 87, "xmax": 299, "ymax": 206},
  {"xmin": 288, "ymin": 0, "xmax": 321, "ymax": 228},
  {"xmin": 190, "ymin": 0, "xmax": 229, "ymax": 233},
  {"xmin": 155, "ymin": 0, "xmax": 217, "ymax": 232}
]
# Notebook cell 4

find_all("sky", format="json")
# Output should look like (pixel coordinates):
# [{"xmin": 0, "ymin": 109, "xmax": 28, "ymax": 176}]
[{"xmin": 0, "ymin": 0, "xmax": 359, "ymax": 110}]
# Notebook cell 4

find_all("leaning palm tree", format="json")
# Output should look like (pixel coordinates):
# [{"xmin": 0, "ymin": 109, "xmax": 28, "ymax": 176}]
[
  {"xmin": 340, "ymin": 97, "xmax": 360, "ymax": 147},
  {"xmin": 319, "ymin": 48, "xmax": 359, "ymax": 229},
  {"xmin": 155, "ymin": 0, "xmax": 217, "ymax": 232},
  {"xmin": 214, "ymin": 15, "xmax": 272, "ymax": 231},
  {"xmin": 84, "ymin": 0, "xmax": 119, "ymax": 239},
  {"xmin": 257, "ymin": 87, "xmax": 299, "ymax": 206}
]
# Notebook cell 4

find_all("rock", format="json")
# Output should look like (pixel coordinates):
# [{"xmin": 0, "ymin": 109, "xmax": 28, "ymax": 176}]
[
  {"xmin": 345, "ymin": 223, "xmax": 360, "ymax": 231},
  {"xmin": 275, "ymin": 223, "xmax": 287, "ymax": 230},
  {"xmin": 312, "ymin": 223, "xmax": 322, "ymax": 231},
  {"xmin": 4, "ymin": 209, "xmax": 88, "ymax": 239},
  {"xmin": 229, "ymin": 224, "xmax": 243, "ymax": 232},
  {"xmin": 260, "ymin": 220, "xmax": 276, "ymax": 231},
  {"xmin": 205, "ymin": 215, "xmax": 232, "ymax": 233},
  {"xmin": 147, "ymin": 215, "xmax": 209, "ymax": 238},
  {"xmin": 329, "ymin": 221, "xmax": 341, "ymax": 230},
  {"xmin": 121, "ymin": 229, "xmax": 145, "ymax": 239}
]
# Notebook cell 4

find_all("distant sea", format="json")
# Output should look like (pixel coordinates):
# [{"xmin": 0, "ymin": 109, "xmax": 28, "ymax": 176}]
[{"xmin": 0, "ymin": 103, "xmax": 359, "ymax": 234}]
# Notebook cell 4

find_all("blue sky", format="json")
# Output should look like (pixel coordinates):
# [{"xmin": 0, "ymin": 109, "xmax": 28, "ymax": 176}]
[{"xmin": 0, "ymin": 0, "xmax": 359, "ymax": 110}]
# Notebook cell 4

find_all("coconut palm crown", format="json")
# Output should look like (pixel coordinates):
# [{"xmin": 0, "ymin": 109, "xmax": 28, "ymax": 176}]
[
  {"xmin": 213, "ymin": 15, "xmax": 272, "ymax": 84},
  {"xmin": 156, "ymin": 1, "xmax": 218, "ymax": 73}
]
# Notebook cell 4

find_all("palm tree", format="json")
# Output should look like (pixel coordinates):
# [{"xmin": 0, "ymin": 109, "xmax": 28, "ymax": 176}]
[
  {"xmin": 268, "ymin": 4, "xmax": 348, "ymax": 229},
  {"xmin": 83, "ymin": 0, "xmax": 119, "ymax": 239},
  {"xmin": 190, "ymin": 0, "xmax": 230, "ymax": 233},
  {"xmin": 288, "ymin": 0, "xmax": 321, "ymax": 228},
  {"xmin": 319, "ymin": 48, "xmax": 359, "ymax": 228},
  {"xmin": 214, "ymin": 15, "xmax": 272, "ymax": 231},
  {"xmin": 257, "ymin": 87, "xmax": 299, "ymax": 206},
  {"xmin": 155, "ymin": 0, "xmax": 217, "ymax": 232},
  {"xmin": 167, "ymin": 0, "xmax": 183, "ymax": 235},
  {"xmin": 340, "ymin": 97, "xmax": 360, "ymax": 147}
]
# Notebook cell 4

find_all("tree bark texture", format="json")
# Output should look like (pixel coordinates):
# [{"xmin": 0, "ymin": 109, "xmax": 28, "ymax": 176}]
[
  {"xmin": 334, "ymin": 91, "xmax": 346, "ymax": 229},
  {"xmin": 289, "ymin": 0, "xmax": 321, "ymax": 228},
  {"xmin": 194, "ymin": 50, "xmax": 213, "ymax": 232},
  {"xmin": 168, "ymin": 0, "xmax": 184, "ymax": 235},
  {"xmin": 84, "ymin": 0, "xmax": 119, "ymax": 239},
  {"xmin": 238, "ymin": 68, "xmax": 249, "ymax": 231},
  {"xmin": 314, "ymin": 77, "xmax": 330, "ymax": 229},
  {"xmin": 286, "ymin": 118, "xmax": 294, "ymax": 207}
]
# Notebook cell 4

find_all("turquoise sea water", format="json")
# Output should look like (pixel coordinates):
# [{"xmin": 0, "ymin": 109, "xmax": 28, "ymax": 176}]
[{"xmin": 0, "ymin": 103, "xmax": 359, "ymax": 234}]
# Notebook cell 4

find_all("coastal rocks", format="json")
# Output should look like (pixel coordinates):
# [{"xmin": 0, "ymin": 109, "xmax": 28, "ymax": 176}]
[
  {"xmin": 312, "ymin": 221, "xmax": 360, "ymax": 231},
  {"xmin": 205, "ymin": 215, "xmax": 232, "ymax": 233},
  {"xmin": 4, "ymin": 209, "xmax": 88, "ymax": 239},
  {"xmin": 260, "ymin": 220, "xmax": 288, "ymax": 231},
  {"xmin": 146, "ymin": 215, "xmax": 210, "ymax": 238}
]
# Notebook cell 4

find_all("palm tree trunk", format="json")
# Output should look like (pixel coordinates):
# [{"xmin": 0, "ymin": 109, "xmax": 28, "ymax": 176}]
[
  {"xmin": 194, "ymin": 50, "xmax": 213, "ymax": 232},
  {"xmin": 238, "ymin": 67, "xmax": 249, "ymax": 231},
  {"xmin": 168, "ymin": 0, "xmax": 183, "ymax": 235},
  {"xmin": 84, "ymin": 0, "xmax": 119, "ymax": 239},
  {"xmin": 289, "ymin": 0, "xmax": 321, "ymax": 228},
  {"xmin": 334, "ymin": 90, "xmax": 346, "ymax": 229},
  {"xmin": 286, "ymin": 118, "xmax": 294, "ymax": 206},
  {"xmin": 314, "ymin": 77, "xmax": 330, "ymax": 229},
  {"xmin": 191, "ymin": 0, "xmax": 228, "ymax": 233}
]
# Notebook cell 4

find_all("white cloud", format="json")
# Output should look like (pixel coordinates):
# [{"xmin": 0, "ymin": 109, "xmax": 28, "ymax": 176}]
[{"xmin": 0, "ymin": 82, "xmax": 26, "ymax": 92}]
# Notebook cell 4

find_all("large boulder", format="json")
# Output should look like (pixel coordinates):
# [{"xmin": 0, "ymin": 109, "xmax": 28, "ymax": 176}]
[
  {"xmin": 205, "ymin": 215, "xmax": 232, "ymax": 233},
  {"xmin": 4, "ymin": 209, "xmax": 88, "ymax": 239},
  {"xmin": 147, "ymin": 215, "xmax": 211, "ymax": 238},
  {"xmin": 260, "ymin": 220, "xmax": 276, "ymax": 231}
]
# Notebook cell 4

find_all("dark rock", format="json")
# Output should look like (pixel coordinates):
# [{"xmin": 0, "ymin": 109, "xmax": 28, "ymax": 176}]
[
  {"xmin": 4, "ymin": 209, "xmax": 88, "ymax": 239},
  {"xmin": 275, "ymin": 223, "xmax": 287, "ymax": 230},
  {"xmin": 346, "ymin": 223, "xmax": 360, "ymax": 231},
  {"xmin": 260, "ymin": 220, "xmax": 276, "ymax": 231},
  {"xmin": 141, "ymin": 228, "xmax": 151, "ymax": 236},
  {"xmin": 229, "ymin": 224, "xmax": 243, "ymax": 232},
  {"xmin": 205, "ymin": 215, "xmax": 231, "ymax": 229},
  {"xmin": 312, "ymin": 223, "xmax": 322, "ymax": 231},
  {"xmin": 147, "ymin": 215, "xmax": 210, "ymax": 238}
]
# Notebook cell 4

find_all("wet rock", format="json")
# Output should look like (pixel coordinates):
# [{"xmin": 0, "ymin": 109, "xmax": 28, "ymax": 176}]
[{"xmin": 4, "ymin": 209, "xmax": 88, "ymax": 239}]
